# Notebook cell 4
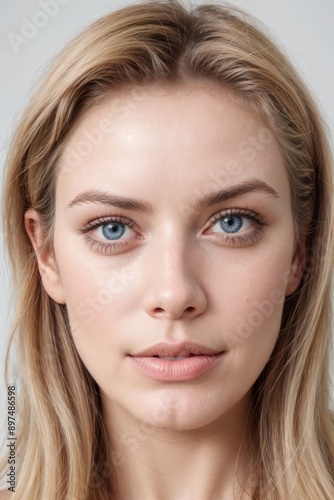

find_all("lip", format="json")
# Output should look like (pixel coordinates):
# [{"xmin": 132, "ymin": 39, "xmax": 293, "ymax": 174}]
[
  {"xmin": 127, "ymin": 342, "xmax": 225, "ymax": 382},
  {"xmin": 129, "ymin": 341, "xmax": 223, "ymax": 358}
]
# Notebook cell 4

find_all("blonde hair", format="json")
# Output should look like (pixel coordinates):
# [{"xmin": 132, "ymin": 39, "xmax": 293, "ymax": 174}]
[{"xmin": 1, "ymin": 0, "xmax": 333, "ymax": 498}]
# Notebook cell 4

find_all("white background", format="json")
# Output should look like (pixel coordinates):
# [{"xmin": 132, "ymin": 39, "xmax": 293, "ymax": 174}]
[{"xmin": 1, "ymin": 0, "xmax": 333, "ymax": 449}]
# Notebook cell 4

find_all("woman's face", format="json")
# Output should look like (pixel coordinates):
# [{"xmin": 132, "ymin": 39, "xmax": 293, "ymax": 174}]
[{"xmin": 28, "ymin": 83, "xmax": 303, "ymax": 430}]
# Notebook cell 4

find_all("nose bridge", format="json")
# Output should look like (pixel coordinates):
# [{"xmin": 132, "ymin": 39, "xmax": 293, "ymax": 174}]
[
  {"xmin": 142, "ymin": 221, "xmax": 207, "ymax": 319},
  {"xmin": 153, "ymin": 220, "xmax": 192, "ymax": 276}
]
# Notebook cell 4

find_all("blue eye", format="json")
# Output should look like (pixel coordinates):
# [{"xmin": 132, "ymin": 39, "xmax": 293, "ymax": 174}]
[
  {"xmin": 212, "ymin": 214, "xmax": 251, "ymax": 235},
  {"xmin": 80, "ymin": 208, "xmax": 267, "ymax": 256},
  {"xmin": 219, "ymin": 215, "xmax": 243, "ymax": 234},
  {"xmin": 208, "ymin": 208, "xmax": 268, "ymax": 246},
  {"xmin": 101, "ymin": 222, "xmax": 126, "ymax": 240},
  {"xmin": 80, "ymin": 215, "xmax": 136, "ymax": 250}
]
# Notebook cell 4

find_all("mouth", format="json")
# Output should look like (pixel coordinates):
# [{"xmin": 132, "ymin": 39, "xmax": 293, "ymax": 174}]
[
  {"xmin": 127, "ymin": 346, "xmax": 225, "ymax": 382},
  {"xmin": 152, "ymin": 354, "xmax": 197, "ymax": 360},
  {"xmin": 129, "ymin": 341, "xmax": 224, "ymax": 359},
  {"xmin": 150, "ymin": 353, "xmax": 225, "ymax": 362}
]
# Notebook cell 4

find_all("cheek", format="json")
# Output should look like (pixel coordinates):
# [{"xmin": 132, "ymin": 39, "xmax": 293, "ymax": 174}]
[
  {"xmin": 54, "ymin": 246, "xmax": 139, "ymax": 382},
  {"xmin": 217, "ymin": 248, "xmax": 291, "ymax": 364},
  {"xmin": 58, "ymin": 259, "xmax": 135, "ymax": 336}
]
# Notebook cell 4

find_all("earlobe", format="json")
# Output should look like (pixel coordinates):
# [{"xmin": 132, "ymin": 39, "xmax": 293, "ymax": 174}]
[
  {"xmin": 24, "ymin": 209, "xmax": 66, "ymax": 304},
  {"xmin": 285, "ymin": 237, "xmax": 307, "ymax": 297}
]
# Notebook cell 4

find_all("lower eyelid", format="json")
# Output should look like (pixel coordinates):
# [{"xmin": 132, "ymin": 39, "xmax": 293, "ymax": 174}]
[
  {"xmin": 209, "ymin": 227, "xmax": 264, "ymax": 246},
  {"xmin": 84, "ymin": 236, "xmax": 131, "ymax": 254}
]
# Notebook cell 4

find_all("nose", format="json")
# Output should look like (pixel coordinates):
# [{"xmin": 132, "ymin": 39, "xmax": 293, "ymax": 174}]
[{"xmin": 142, "ymin": 235, "xmax": 207, "ymax": 320}]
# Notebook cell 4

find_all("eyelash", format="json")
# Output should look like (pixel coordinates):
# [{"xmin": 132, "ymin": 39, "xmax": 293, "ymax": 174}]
[
  {"xmin": 208, "ymin": 208, "xmax": 268, "ymax": 246},
  {"xmin": 79, "ymin": 208, "xmax": 269, "ymax": 255},
  {"xmin": 80, "ymin": 215, "xmax": 136, "ymax": 255}
]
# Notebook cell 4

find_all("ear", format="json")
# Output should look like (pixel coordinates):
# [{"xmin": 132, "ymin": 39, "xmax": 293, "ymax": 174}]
[
  {"xmin": 24, "ymin": 208, "xmax": 66, "ymax": 304},
  {"xmin": 285, "ymin": 235, "xmax": 307, "ymax": 297}
]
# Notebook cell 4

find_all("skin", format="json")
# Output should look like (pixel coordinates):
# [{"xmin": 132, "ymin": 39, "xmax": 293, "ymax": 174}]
[{"xmin": 25, "ymin": 82, "xmax": 305, "ymax": 500}]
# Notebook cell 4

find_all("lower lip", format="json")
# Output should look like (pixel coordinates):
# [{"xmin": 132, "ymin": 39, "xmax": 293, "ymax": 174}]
[{"xmin": 127, "ymin": 353, "xmax": 224, "ymax": 381}]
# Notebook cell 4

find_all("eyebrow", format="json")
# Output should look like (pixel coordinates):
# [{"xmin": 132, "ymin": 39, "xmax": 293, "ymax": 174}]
[{"xmin": 66, "ymin": 179, "xmax": 279, "ymax": 213}]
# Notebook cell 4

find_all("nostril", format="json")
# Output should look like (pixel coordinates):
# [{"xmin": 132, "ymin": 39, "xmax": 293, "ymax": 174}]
[
  {"xmin": 151, "ymin": 305, "xmax": 197, "ymax": 319},
  {"xmin": 186, "ymin": 306, "xmax": 195, "ymax": 313}
]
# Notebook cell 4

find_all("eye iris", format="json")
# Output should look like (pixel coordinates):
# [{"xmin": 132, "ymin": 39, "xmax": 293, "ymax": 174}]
[
  {"xmin": 102, "ymin": 223, "xmax": 125, "ymax": 240},
  {"xmin": 220, "ymin": 215, "xmax": 243, "ymax": 234}
]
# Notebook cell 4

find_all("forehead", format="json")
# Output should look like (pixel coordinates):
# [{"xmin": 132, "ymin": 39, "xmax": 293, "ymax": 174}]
[{"xmin": 57, "ymin": 83, "xmax": 289, "ymax": 210}]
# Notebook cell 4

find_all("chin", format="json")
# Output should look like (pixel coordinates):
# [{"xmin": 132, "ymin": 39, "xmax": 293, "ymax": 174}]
[{"xmin": 129, "ymin": 392, "xmax": 229, "ymax": 431}]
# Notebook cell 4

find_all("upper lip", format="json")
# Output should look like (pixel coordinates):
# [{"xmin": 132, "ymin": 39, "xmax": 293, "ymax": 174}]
[{"xmin": 129, "ymin": 341, "xmax": 224, "ymax": 357}]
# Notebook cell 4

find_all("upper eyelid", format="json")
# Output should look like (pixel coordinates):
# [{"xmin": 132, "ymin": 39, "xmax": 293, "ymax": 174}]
[
  {"xmin": 80, "ymin": 215, "xmax": 135, "ymax": 233},
  {"xmin": 83, "ymin": 207, "xmax": 263, "ymax": 227},
  {"xmin": 209, "ymin": 208, "xmax": 267, "ymax": 224}
]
